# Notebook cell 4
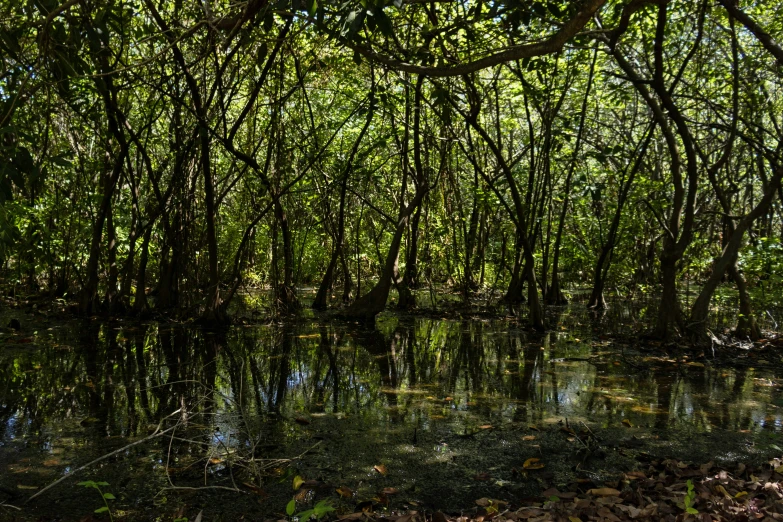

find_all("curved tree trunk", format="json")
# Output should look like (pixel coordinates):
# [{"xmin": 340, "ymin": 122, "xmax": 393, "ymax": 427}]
[
  {"xmin": 343, "ymin": 189, "xmax": 428, "ymax": 321},
  {"xmin": 689, "ymin": 168, "xmax": 781, "ymax": 339}
]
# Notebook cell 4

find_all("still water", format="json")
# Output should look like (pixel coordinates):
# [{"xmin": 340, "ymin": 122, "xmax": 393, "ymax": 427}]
[{"xmin": 1, "ymin": 307, "xmax": 781, "ymax": 520}]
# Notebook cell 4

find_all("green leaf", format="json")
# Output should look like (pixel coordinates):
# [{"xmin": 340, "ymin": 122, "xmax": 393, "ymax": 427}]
[
  {"xmin": 103, "ymin": 492, "xmax": 116, "ymax": 500},
  {"xmin": 97, "ymin": 482, "xmax": 110, "ymax": 486},
  {"xmin": 286, "ymin": 499, "xmax": 296, "ymax": 516},
  {"xmin": 95, "ymin": 506, "xmax": 109, "ymax": 513},
  {"xmin": 686, "ymin": 507, "xmax": 698, "ymax": 515}
]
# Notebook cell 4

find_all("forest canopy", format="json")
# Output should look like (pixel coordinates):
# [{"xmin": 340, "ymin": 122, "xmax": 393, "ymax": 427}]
[{"xmin": 1, "ymin": 0, "xmax": 782, "ymax": 339}]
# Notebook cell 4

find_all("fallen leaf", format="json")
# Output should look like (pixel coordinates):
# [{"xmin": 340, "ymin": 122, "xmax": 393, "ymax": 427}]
[
  {"xmin": 569, "ymin": 517, "xmax": 583, "ymax": 522},
  {"xmin": 374, "ymin": 464, "xmax": 388, "ymax": 475},
  {"xmin": 522, "ymin": 435, "xmax": 536, "ymax": 441},
  {"xmin": 523, "ymin": 458, "xmax": 545, "ymax": 470},
  {"xmin": 336, "ymin": 486, "xmax": 354, "ymax": 498},
  {"xmin": 242, "ymin": 482, "xmax": 267, "ymax": 497},
  {"xmin": 622, "ymin": 419, "xmax": 633, "ymax": 428},
  {"xmin": 479, "ymin": 424, "xmax": 493, "ymax": 430},
  {"xmin": 715, "ymin": 484, "xmax": 731, "ymax": 498},
  {"xmin": 381, "ymin": 487, "xmax": 399, "ymax": 495},
  {"xmin": 587, "ymin": 488, "xmax": 621, "ymax": 497},
  {"xmin": 294, "ymin": 488, "xmax": 311, "ymax": 502}
]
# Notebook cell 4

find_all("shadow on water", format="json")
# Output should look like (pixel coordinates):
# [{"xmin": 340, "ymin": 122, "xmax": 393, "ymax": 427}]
[{"xmin": 1, "ymin": 304, "xmax": 782, "ymax": 519}]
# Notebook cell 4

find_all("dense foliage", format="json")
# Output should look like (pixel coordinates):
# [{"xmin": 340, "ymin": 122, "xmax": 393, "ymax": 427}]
[{"xmin": 1, "ymin": 0, "xmax": 782, "ymax": 338}]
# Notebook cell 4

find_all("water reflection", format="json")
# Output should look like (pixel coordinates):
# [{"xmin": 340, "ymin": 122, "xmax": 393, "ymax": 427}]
[{"xmin": 1, "ymin": 313, "xmax": 781, "ymax": 515}]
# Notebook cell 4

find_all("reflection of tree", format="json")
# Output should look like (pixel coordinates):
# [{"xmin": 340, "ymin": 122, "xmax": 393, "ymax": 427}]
[
  {"xmin": 79, "ymin": 325, "xmax": 105, "ymax": 432},
  {"xmin": 3, "ymin": 316, "xmax": 782, "ymax": 494},
  {"xmin": 268, "ymin": 328, "xmax": 292, "ymax": 412},
  {"xmin": 511, "ymin": 332, "xmax": 543, "ymax": 424},
  {"xmin": 652, "ymin": 365, "xmax": 674, "ymax": 431},
  {"xmin": 355, "ymin": 326, "xmax": 400, "ymax": 419}
]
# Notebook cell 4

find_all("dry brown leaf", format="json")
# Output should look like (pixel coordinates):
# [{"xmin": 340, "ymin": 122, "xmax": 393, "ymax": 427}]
[
  {"xmin": 522, "ymin": 435, "xmax": 536, "ymax": 441},
  {"xmin": 622, "ymin": 419, "xmax": 633, "ymax": 428},
  {"xmin": 587, "ymin": 487, "xmax": 621, "ymax": 496},
  {"xmin": 374, "ymin": 464, "xmax": 388, "ymax": 475},
  {"xmin": 242, "ymin": 482, "xmax": 267, "ymax": 497}
]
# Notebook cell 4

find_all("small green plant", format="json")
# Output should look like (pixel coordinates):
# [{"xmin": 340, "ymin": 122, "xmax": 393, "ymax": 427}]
[
  {"xmin": 679, "ymin": 479, "xmax": 698, "ymax": 515},
  {"xmin": 77, "ymin": 480, "xmax": 115, "ymax": 521},
  {"xmin": 287, "ymin": 499, "xmax": 335, "ymax": 521}
]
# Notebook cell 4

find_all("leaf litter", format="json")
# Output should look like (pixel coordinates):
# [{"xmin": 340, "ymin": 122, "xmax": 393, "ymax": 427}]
[{"xmin": 321, "ymin": 458, "xmax": 783, "ymax": 522}]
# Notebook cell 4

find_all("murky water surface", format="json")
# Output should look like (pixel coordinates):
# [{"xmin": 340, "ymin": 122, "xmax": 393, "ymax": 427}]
[{"xmin": 1, "ymin": 305, "xmax": 782, "ymax": 520}]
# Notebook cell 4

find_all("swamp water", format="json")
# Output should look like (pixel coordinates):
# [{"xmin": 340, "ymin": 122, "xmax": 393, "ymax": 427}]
[{"xmin": 1, "ymin": 305, "xmax": 782, "ymax": 520}]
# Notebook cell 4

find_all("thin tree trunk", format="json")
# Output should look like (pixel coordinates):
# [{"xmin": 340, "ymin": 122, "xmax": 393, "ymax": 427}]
[
  {"xmin": 548, "ymin": 48, "xmax": 598, "ymax": 305},
  {"xmin": 313, "ymin": 86, "xmax": 375, "ymax": 310}
]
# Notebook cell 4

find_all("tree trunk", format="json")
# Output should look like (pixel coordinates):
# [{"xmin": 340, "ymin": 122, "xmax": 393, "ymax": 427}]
[
  {"xmin": 548, "ymin": 48, "xmax": 599, "ymax": 305},
  {"xmin": 103, "ymin": 205, "xmax": 119, "ymax": 313},
  {"xmin": 313, "ymin": 86, "xmax": 375, "ymax": 310},
  {"xmin": 689, "ymin": 168, "xmax": 781, "ymax": 339},
  {"xmin": 653, "ymin": 253, "xmax": 682, "ymax": 339},
  {"xmin": 397, "ymin": 203, "xmax": 421, "ymax": 310},
  {"xmin": 343, "ymin": 189, "xmax": 427, "ymax": 321},
  {"xmin": 132, "ymin": 226, "xmax": 153, "ymax": 316}
]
